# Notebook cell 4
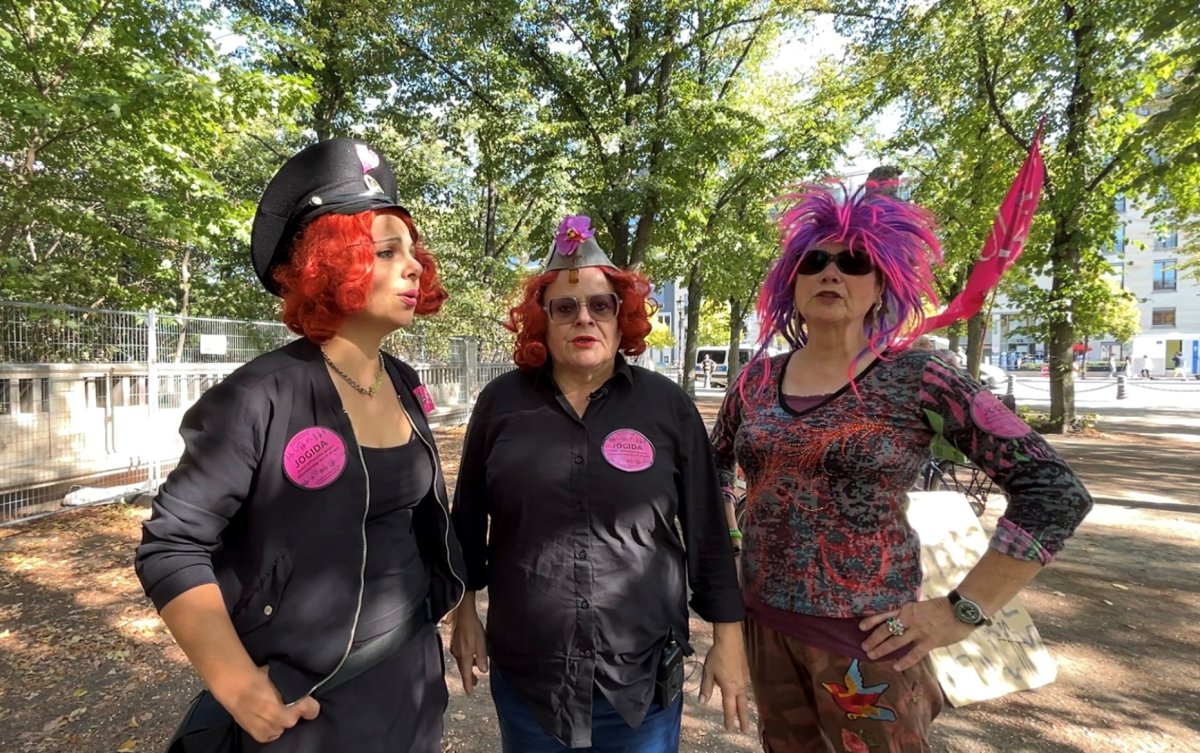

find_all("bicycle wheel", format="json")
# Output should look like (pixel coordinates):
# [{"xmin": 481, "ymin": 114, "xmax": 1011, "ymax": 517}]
[{"xmin": 945, "ymin": 462, "xmax": 988, "ymax": 517}]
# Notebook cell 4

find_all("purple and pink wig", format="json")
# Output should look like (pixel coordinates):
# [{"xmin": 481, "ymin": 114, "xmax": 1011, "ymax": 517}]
[{"xmin": 755, "ymin": 181, "xmax": 942, "ymax": 355}]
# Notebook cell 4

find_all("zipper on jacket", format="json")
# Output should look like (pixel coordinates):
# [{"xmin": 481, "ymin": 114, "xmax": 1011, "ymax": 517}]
[
  {"xmin": 301, "ymin": 436, "xmax": 371, "ymax": 699},
  {"xmin": 403, "ymin": 406, "xmax": 466, "ymax": 613}
]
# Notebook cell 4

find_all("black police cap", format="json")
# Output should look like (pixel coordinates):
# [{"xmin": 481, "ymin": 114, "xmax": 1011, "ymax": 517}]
[{"xmin": 250, "ymin": 138, "xmax": 410, "ymax": 295}]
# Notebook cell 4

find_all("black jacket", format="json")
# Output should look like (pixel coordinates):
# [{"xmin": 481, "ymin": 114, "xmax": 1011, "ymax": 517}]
[{"xmin": 135, "ymin": 338, "xmax": 466, "ymax": 703}]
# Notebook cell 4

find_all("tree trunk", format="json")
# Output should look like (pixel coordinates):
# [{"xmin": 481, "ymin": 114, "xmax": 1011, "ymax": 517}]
[
  {"xmin": 0, "ymin": 141, "xmax": 40, "ymax": 254},
  {"xmin": 608, "ymin": 210, "xmax": 631, "ymax": 268},
  {"xmin": 726, "ymin": 297, "xmax": 746, "ymax": 386},
  {"xmin": 173, "ymin": 245, "xmax": 191, "ymax": 364},
  {"xmin": 483, "ymin": 179, "xmax": 498, "ymax": 260},
  {"xmin": 682, "ymin": 261, "xmax": 702, "ymax": 397},
  {"xmin": 947, "ymin": 321, "xmax": 964, "ymax": 352},
  {"xmin": 1048, "ymin": 316, "xmax": 1076, "ymax": 432},
  {"xmin": 1045, "ymin": 0, "xmax": 1093, "ymax": 432},
  {"xmin": 965, "ymin": 311, "xmax": 986, "ymax": 378}
]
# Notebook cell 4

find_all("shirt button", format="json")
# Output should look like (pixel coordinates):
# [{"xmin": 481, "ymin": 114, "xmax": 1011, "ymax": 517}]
[
  {"xmin": 263, "ymin": 605, "xmax": 273, "ymax": 616},
  {"xmin": 575, "ymin": 550, "xmax": 588, "ymax": 560},
  {"xmin": 579, "ymin": 599, "xmax": 590, "ymax": 609},
  {"xmin": 582, "ymin": 649, "xmax": 594, "ymax": 658},
  {"xmin": 574, "ymin": 455, "xmax": 583, "ymax": 464}
]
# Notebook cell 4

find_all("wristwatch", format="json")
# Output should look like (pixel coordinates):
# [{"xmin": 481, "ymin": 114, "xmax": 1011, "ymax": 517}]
[{"xmin": 948, "ymin": 589, "xmax": 993, "ymax": 627}]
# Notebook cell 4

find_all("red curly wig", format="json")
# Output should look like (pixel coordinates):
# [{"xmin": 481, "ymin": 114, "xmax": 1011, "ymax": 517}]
[
  {"xmin": 272, "ymin": 209, "xmax": 448, "ymax": 343},
  {"xmin": 507, "ymin": 267, "xmax": 654, "ymax": 370}
]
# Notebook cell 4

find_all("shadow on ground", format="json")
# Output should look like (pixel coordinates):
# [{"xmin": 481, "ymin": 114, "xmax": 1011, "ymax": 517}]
[{"xmin": 1, "ymin": 418, "xmax": 1197, "ymax": 753}]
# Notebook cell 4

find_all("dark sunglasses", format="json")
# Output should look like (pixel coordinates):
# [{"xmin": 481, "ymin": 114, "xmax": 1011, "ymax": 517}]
[
  {"xmin": 795, "ymin": 249, "xmax": 875, "ymax": 276},
  {"xmin": 544, "ymin": 293, "xmax": 623, "ymax": 323}
]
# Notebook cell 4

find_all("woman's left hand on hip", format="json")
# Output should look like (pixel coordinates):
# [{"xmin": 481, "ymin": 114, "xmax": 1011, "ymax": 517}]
[{"xmin": 858, "ymin": 598, "xmax": 976, "ymax": 672}]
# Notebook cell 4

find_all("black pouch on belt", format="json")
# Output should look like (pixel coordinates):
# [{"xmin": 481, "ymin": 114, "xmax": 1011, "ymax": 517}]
[{"xmin": 654, "ymin": 628, "xmax": 685, "ymax": 707}]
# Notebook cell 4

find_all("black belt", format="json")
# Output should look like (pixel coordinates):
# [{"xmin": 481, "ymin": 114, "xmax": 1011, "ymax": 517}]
[{"xmin": 319, "ymin": 597, "xmax": 433, "ymax": 696}]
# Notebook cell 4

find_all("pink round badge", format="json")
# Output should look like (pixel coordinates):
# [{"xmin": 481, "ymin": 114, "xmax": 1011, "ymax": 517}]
[
  {"xmin": 602, "ymin": 429, "xmax": 655, "ymax": 473},
  {"xmin": 970, "ymin": 391, "xmax": 1030, "ymax": 439},
  {"xmin": 282, "ymin": 427, "xmax": 347, "ymax": 490},
  {"xmin": 413, "ymin": 385, "xmax": 436, "ymax": 415}
]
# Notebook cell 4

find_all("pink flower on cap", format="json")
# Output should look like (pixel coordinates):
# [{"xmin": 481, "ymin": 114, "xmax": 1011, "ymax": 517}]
[
  {"xmin": 554, "ymin": 215, "xmax": 594, "ymax": 256},
  {"xmin": 355, "ymin": 144, "xmax": 380, "ymax": 174}
]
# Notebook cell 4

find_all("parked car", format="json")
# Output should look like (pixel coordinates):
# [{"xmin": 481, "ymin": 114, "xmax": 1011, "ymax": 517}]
[{"xmin": 977, "ymin": 362, "xmax": 1007, "ymax": 390}]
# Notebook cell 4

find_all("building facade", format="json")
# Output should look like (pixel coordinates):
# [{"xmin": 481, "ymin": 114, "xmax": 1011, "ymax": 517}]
[{"xmin": 989, "ymin": 198, "xmax": 1199, "ymax": 375}]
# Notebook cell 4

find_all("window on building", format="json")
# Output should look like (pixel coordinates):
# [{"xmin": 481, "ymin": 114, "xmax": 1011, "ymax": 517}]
[
  {"xmin": 1153, "ymin": 260, "xmax": 1177, "ymax": 291},
  {"xmin": 39, "ymin": 378, "xmax": 50, "ymax": 413},
  {"xmin": 1115, "ymin": 196, "xmax": 1126, "ymax": 212},
  {"xmin": 0, "ymin": 380, "xmax": 10, "ymax": 416},
  {"xmin": 1154, "ymin": 230, "xmax": 1178, "ymax": 249},
  {"xmin": 1152, "ymin": 308, "xmax": 1176, "ymax": 327}
]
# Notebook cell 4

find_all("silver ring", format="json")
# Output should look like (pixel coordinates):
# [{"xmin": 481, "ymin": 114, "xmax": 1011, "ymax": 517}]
[{"xmin": 886, "ymin": 617, "xmax": 907, "ymax": 637}]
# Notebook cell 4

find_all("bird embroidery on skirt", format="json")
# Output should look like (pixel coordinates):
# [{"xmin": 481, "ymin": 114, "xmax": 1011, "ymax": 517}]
[{"xmin": 821, "ymin": 659, "xmax": 898, "ymax": 722}]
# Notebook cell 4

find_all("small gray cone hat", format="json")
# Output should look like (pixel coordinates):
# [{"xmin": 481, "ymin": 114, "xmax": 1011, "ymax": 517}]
[{"xmin": 544, "ymin": 215, "xmax": 618, "ymax": 274}]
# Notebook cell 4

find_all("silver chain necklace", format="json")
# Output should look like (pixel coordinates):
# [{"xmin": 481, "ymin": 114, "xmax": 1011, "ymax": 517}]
[{"xmin": 322, "ymin": 350, "xmax": 386, "ymax": 398}]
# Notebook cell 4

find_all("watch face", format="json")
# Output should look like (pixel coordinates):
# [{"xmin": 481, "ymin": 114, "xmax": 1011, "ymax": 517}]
[{"xmin": 954, "ymin": 599, "xmax": 984, "ymax": 625}]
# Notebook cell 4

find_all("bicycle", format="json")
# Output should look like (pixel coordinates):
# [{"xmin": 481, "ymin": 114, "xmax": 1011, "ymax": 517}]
[{"xmin": 918, "ymin": 457, "xmax": 998, "ymax": 517}]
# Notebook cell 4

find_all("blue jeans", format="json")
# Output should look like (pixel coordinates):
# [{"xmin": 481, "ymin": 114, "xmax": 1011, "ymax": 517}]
[{"xmin": 489, "ymin": 668, "xmax": 682, "ymax": 753}]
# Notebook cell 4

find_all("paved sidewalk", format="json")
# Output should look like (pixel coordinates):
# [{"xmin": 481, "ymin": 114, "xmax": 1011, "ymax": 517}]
[{"xmin": 928, "ymin": 401, "xmax": 1200, "ymax": 752}]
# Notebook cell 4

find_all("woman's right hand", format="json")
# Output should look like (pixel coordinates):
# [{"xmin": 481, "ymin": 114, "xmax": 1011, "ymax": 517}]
[
  {"xmin": 213, "ymin": 665, "xmax": 321, "ymax": 744},
  {"xmin": 158, "ymin": 586, "xmax": 320, "ymax": 742},
  {"xmin": 449, "ymin": 597, "xmax": 489, "ymax": 694}
]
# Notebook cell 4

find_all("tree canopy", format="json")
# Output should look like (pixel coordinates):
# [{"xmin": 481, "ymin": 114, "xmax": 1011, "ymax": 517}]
[{"xmin": 2, "ymin": 0, "xmax": 1195, "ymax": 424}]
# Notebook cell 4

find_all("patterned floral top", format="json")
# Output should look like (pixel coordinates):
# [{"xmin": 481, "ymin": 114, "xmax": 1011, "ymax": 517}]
[{"xmin": 711, "ymin": 350, "xmax": 1093, "ymax": 618}]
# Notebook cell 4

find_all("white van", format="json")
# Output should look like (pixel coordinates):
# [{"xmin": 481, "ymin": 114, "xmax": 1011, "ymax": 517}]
[{"xmin": 694, "ymin": 346, "xmax": 754, "ymax": 387}]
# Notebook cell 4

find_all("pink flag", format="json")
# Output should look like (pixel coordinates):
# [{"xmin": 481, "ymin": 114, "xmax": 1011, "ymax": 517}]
[{"xmin": 921, "ymin": 123, "xmax": 1046, "ymax": 334}]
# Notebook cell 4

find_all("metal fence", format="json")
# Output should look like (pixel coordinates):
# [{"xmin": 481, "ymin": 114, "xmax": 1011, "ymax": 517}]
[{"xmin": 0, "ymin": 301, "xmax": 511, "ymax": 524}]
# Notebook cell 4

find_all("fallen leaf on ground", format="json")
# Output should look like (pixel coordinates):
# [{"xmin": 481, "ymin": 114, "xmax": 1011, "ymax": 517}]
[{"xmin": 42, "ymin": 715, "xmax": 68, "ymax": 733}]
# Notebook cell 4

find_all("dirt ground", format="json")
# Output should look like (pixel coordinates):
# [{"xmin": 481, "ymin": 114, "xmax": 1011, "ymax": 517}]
[{"xmin": 1, "ymin": 412, "xmax": 1197, "ymax": 753}]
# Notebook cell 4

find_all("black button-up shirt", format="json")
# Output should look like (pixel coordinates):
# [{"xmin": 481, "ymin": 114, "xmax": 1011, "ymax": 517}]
[{"xmin": 451, "ymin": 357, "xmax": 744, "ymax": 747}]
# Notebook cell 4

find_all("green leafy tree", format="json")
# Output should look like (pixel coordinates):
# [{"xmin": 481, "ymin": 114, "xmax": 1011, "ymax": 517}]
[
  {"xmin": 696, "ymin": 299, "xmax": 732, "ymax": 346},
  {"xmin": 842, "ymin": 0, "xmax": 1200, "ymax": 430},
  {"xmin": 0, "ymin": 0, "xmax": 289, "ymax": 312},
  {"xmin": 659, "ymin": 61, "xmax": 859, "ymax": 394},
  {"xmin": 645, "ymin": 319, "xmax": 676, "ymax": 351}
]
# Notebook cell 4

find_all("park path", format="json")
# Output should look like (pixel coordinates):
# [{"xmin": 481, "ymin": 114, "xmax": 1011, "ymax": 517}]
[{"xmin": 1, "ymin": 403, "xmax": 1198, "ymax": 752}]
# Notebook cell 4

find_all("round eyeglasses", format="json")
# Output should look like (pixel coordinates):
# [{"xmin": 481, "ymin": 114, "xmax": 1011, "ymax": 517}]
[{"xmin": 544, "ymin": 293, "xmax": 623, "ymax": 323}]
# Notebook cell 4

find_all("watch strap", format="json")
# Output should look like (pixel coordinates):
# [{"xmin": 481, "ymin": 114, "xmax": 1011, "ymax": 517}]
[{"xmin": 948, "ymin": 589, "xmax": 993, "ymax": 626}]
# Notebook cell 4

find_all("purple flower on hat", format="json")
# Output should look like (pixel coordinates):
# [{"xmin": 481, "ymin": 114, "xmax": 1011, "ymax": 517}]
[
  {"xmin": 554, "ymin": 215, "xmax": 594, "ymax": 256},
  {"xmin": 355, "ymin": 144, "xmax": 380, "ymax": 174}
]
